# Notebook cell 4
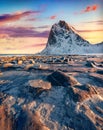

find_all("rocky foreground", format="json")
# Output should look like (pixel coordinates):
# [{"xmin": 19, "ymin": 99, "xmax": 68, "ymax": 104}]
[{"xmin": 0, "ymin": 55, "xmax": 103, "ymax": 130}]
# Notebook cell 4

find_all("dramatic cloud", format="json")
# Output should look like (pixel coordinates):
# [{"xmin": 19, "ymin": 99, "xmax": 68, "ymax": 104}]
[
  {"xmin": 0, "ymin": 27, "xmax": 49, "ymax": 38},
  {"xmin": 75, "ymin": 4, "xmax": 99, "ymax": 15},
  {"xmin": 0, "ymin": 10, "xmax": 41, "ymax": 25}
]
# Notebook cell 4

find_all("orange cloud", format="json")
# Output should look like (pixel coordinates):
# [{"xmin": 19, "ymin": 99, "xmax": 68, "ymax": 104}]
[
  {"xmin": 0, "ymin": 10, "xmax": 41, "ymax": 25},
  {"xmin": 84, "ymin": 4, "xmax": 99, "ymax": 13},
  {"xmin": 92, "ymin": 5, "xmax": 98, "ymax": 11},
  {"xmin": 75, "ymin": 4, "xmax": 99, "ymax": 15},
  {"xmin": 50, "ymin": 15, "xmax": 57, "ymax": 20}
]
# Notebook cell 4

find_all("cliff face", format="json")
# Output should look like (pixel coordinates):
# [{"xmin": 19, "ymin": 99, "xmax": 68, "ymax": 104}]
[{"xmin": 41, "ymin": 20, "xmax": 103, "ymax": 55}]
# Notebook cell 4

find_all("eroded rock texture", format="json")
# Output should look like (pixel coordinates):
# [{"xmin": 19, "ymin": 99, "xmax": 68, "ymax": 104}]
[{"xmin": 0, "ymin": 55, "xmax": 103, "ymax": 130}]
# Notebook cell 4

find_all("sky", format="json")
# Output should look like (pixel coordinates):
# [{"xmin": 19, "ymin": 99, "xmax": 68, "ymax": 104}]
[{"xmin": 0, "ymin": 0, "xmax": 103, "ymax": 54}]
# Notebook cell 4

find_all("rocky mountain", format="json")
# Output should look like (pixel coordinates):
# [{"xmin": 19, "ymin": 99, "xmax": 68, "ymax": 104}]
[{"xmin": 41, "ymin": 20, "xmax": 103, "ymax": 55}]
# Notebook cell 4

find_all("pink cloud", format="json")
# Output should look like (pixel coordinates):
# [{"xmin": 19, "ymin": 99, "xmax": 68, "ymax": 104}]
[
  {"xmin": 0, "ymin": 26, "xmax": 49, "ymax": 38},
  {"xmin": 0, "ymin": 10, "xmax": 41, "ymax": 25},
  {"xmin": 50, "ymin": 15, "xmax": 57, "ymax": 20},
  {"xmin": 84, "ymin": 6, "xmax": 91, "ymax": 12}
]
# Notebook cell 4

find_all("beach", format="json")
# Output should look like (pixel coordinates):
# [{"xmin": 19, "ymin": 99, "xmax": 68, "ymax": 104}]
[{"xmin": 0, "ymin": 55, "xmax": 103, "ymax": 130}]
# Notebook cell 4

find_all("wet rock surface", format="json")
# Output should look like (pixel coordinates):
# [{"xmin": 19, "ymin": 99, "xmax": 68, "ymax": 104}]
[{"xmin": 0, "ymin": 55, "xmax": 103, "ymax": 130}]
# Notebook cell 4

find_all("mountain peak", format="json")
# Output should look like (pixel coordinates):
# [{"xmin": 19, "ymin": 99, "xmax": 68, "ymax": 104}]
[
  {"xmin": 41, "ymin": 20, "xmax": 103, "ymax": 55},
  {"xmin": 47, "ymin": 20, "xmax": 87, "ymax": 47},
  {"xmin": 52, "ymin": 20, "xmax": 78, "ymax": 35},
  {"xmin": 52, "ymin": 20, "xmax": 71, "ymax": 31},
  {"xmin": 58, "ymin": 20, "xmax": 70, "ymax": 29}
]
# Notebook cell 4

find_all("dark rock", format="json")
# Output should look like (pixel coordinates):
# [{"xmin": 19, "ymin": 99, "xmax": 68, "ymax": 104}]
[
  {"xmin": 85, "ymin": 61, "xmax": 93, "ymax": 67},
  {"xmin": 96, "ymin": 70, "xmax": 103, "ymax": 74},
  {"xmin": 47, "ymin": 70, "xmax": 79, "ymax": 87}
]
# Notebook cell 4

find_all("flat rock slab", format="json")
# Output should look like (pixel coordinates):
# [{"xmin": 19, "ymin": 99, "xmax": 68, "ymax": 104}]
[
  {"xmin": 3, "ymin": 63, "xmax": 14, "ymax": 68},
  {"xmin": 28, "ymin": 79, "xmax": 51, "ymax": 90}
]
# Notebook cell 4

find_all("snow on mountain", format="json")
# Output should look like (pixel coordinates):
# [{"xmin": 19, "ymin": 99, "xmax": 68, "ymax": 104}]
[{"xmin": 41, "ymin": 20, "xmax": 103, "ymax": 55}]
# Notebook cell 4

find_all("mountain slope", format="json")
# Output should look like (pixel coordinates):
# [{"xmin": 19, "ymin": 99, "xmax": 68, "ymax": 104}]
[{"xmin": 41, "ymin": 20, "xmax": 103, "ymax": 55}]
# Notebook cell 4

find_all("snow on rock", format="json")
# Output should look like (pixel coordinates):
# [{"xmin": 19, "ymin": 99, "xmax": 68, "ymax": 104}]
[
  {"xmin": 0, "ymin": 67, "xmax": 103, "ymax": 130},
  {"xmin": 41, "ymin": 20, "xmax": 103, "ymax": 55}
]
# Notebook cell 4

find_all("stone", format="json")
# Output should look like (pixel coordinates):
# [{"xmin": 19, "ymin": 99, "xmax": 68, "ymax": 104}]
[
  {"xmin": 24, "ymin": 64, "xmax": 34, "ymax": 70},
  {"xmin": 0, "ymin": 71, "xmax": 3, "ymax": 76},
  {"xmin": 33, "ymin": 64, "xmax": 41, "ymax": 69},
  {"xmin": 18, "ymin": 60, "xmax": 23, "ymax": 65},
  {"xmin": 3, "ymin": 63, "xmax": 14, "ymax": 68},
  {"xmin": 28, "ymin": 79, "xmax": 51, "ymax": 90},
  {"xmin": 29, "ymin": 59, "xmax": 35, "ymax": 64},
  {"xmin": 0, "ymin": 105, "xmax": 14, "ymax": 130},
  {"xmin": 47, "ymin": 70, "xmax": 80, "ymax": 87},
  {"xmin": 69, "ymin": 84, "xmax": 98, "ymax": 102}
]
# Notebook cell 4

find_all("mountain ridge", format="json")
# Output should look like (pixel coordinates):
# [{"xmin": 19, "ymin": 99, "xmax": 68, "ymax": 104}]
[{"xmin": 41, "ymin": 20, "xmax": 103, "ymax": 55}]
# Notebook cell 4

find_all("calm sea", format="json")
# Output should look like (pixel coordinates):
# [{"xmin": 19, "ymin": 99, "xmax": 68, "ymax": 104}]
[
  {"xmin": 0, "ymin": 54, "xmax": 103, "ymax": 57},
  {"xmin": 0, "ymin": 54, "xmax": 35, "ymax": 57}
]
